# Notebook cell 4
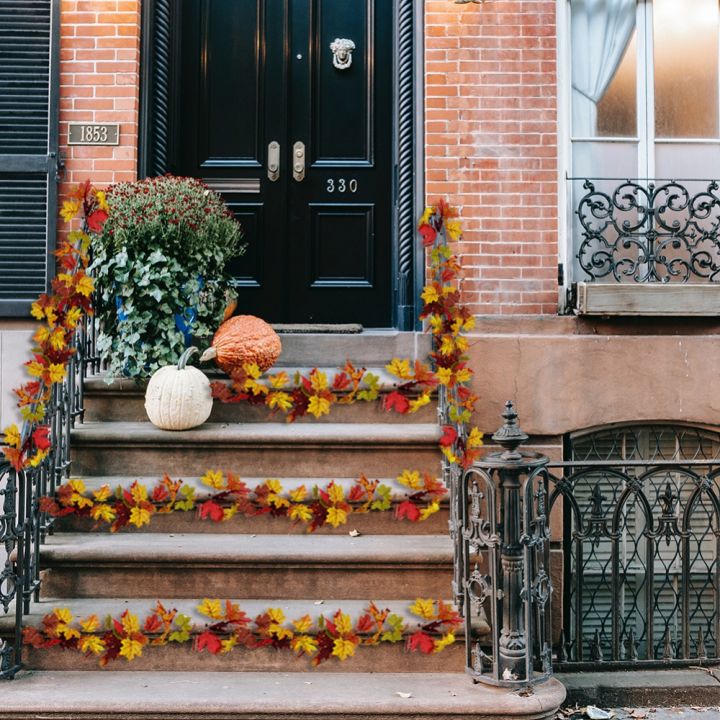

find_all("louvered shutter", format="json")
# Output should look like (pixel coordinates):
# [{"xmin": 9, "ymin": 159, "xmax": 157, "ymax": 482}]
[{"xmin": 0, "ymin": 0, "xmax": 60, "ymax": 316}]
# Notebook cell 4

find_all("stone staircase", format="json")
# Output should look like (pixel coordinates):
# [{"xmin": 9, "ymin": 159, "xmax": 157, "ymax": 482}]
[{"xmin": 0, "ymin": 332, "xmax": 565, "ymax": 718}]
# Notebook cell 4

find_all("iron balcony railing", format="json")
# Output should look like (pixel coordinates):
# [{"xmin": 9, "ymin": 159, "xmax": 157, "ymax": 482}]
[
  {"xmin": 0, "ymin": 309, "xmax": 98, "ymax": 679},
  {"xmin": 573, "ymin": 178, "xmax": 720, "ymax": 283}
]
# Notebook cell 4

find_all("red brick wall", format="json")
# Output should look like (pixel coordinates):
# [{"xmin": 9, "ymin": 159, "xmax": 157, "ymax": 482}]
[
  {"xmin": 59, "ymin": 0, "xmax": 141, "ymax": 197},
  {"xmin": 425, "ymin": 0, "xmax": 559, "ymax": 315}
]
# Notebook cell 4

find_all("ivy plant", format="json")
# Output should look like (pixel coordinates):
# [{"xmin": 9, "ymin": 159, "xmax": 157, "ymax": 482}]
[{"xmin": 91, "ymin": 176, "xmax": 244, "ymax": 379}]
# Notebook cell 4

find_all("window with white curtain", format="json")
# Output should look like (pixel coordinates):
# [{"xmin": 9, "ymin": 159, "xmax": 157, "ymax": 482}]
[{"xmin": 567, "ymin": 0, "xmax": 720, "ymax": 288}]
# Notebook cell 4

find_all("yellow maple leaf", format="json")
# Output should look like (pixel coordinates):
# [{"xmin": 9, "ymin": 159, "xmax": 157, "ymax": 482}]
[
  {"xmin": 325, "ymin": 506, "xmax": 348, "ymax": 528},
  {"xmin": 464, "ymin": 315, "xmax": 476, "ymax": 331},
  {"xmin": 310, "ymin": 370, "xmax": 328, "ymax": 392},
  {"xmin": 455, "ymin": 368, "xmax": 473, "ymax": 384},
  {"xmin": 119, "ymin": 637, "xmax": 145, "ymax": 661},
  {"xmin": 268, "ymin": 371, "xmax": 289, "ymax": 388},
  {"xmin": 34, "ymin": 326, "xmax": 51, "ymax": 344},
  {"xmin": 56, "ymin": 273, "xmax": 73, "ymax": 287},
  {"xmin": 429, "ymin": 314, "xmax": 444, "ymax": 334},
  {"xmin": 292, "ymin": 614, "xmax": 313, "ymax": 633},
  {"xmin": 270, "ymin": 624, "xmax": 294, "ymax": 640},
  {"xmin": 327, "ymin": 483, "xmax": 344, "ymax": 504},
  {"xmin": 269, "ymin": 493, "xmax": 289, "ymax": 509},
  {"xmin": 49, "ymin": 328, "xmax": 66, "ymax": 351},
  {"xmin": 60, "ymin": 198, "xmax": 81, "ymax": 222},
  {"xmin": 198, "ymin": 598, "xmax": 223, "ymax": 620},
  {"xmin": 220, "ymin": 636, "xmax": 237, "ymax": 654},
  {"xmin": 332, "ymin": 637, "xmax": 357, "ymax": 661},
  {"xmin": 385, "ymin": 358, "xmax": 412, "ymax": 380},
  {"xmin": 439, "ymin": 336, "xmax": 455, "ymax": 357},
  {"xmin": 28, "ymin": 449, "xmax": 48, "ymax": 468},
  {"xmin": 267, "ymin": 391, "xmax": 292, "ymax": 412},
  {"xmin": 79, "ymin": 614, "xmax": 99, "ymax": 633},
  {"xmin": 397, "ymin": 470, "xmax": 422, "ymax": 490},
  {"xmin": 446, "ymin": 219, "xmax": 462, "ymax": 241},
  {"xmin": 289, "ymin": 504, "xmax": 312, "ymax": 523},
  {"xmin": 30, "ymin": 302, "xmax": 45, "ymax": 320},
  {"xmin": 334, "ymin": 612, "xmax": 353, "ymax": 636},
  {"xmin": 421, "ymin": 285, "xmax": 439, "ymax": 305},
  {"xmin": 264, "ymin": 479, "xmax": 283, "ymax": 494},
  {"xmin": 48, "ymin": 363, "xmax": 66, "ymax": 383},
  {"xmin": 79, "ymin": 634, "xmax": 105, "ymax": 655},
  {"xmin": 201, "ymin": 469, "xmax": 225, "ymax": 490},
  {"xmin": 61, "ymin": 626, "xmax": 81, "ymax": 641},
  {"xmin": 418, "ymin": 206, "xmax": 433, "ymax": 227},
  {"xmin": 75, "ymin": 275, "xmax": 94, "ymax": 297},
  {"xmin": 292, "ymin": 634, "xmax": 318, "ymax": 656},
  {"xmin": 435, "ymin": 367, "xmax": 453, "ymax": 386},
  {"xmin": 267, "ymin": 608, "xmax": 285, "ymax": 625},
  {"xmin": 129, "ymin": 506, "xmax": 151, "ymax": 528},
  {"xmin": 433, "ymin": 631, "xmax": 456, "ymax": 653},
  {"xmin": 455, "ymin": 336, "xmax": 468, "ymax": 352},
  {"xmin": 244, "ymin": 362, "xmax": 262, "ymax": 379},
  {"xmin": 441, "ymin": 445, "xmax": 458, "ymax": 464},
  {"xmin": 69, "ymin": 478, "xmax": 86, "ymax": 494},
  {"xmin": 27, "ymin": 361, "xmax": 45, "ymax": 378},
  {"xmin": 95, "ymin": 189, "xmax": 109, "ymax": 212},
  {"xmin": 121, "ymin": 611, "xmax": 140, "ymax": 635},
  {"xmin": 307, "ymin": 395, "xmax": 331, "ymax": 419},
  {"xmin": 93, "ymin": 485, "xmax": 112, "ymax": 502},
  {"xmin": 65, "ymin": 306, "xmax": 83, "ymax": 329},
  {"xmin": 54, "ymin": 608, "xmax": 73, "ymax": 625},
  {"xmin": 91, "ymin": 504, "xmax": 116, "ymax": 524},
  {"xmin": 222, "ymin": 506, "xmax": 237, "ymax": 521},
  {"xmin": 467, "ymin": 427, "xmax": 484, "ymax": 449},
  {"xmin": 409, "ymin": 598, "xmax": 436, "ymax": 620},
  {"xmin": 130, "ymin": 482, "xmax": 148, "ymax": 504},
  {"xmin": 408, "ymin": 393, "xmax": 431, "ymax": 413},
  {"xmin": 289, "ymin": 485, "xmax": 307, "ymax": 503},
  {"xmin": 3, "ymin": 424, "xmax": 21, "ymax": 449},
  {"xmin": 419, "ymin": 501, "xmax": 440, "ymax": 521}
]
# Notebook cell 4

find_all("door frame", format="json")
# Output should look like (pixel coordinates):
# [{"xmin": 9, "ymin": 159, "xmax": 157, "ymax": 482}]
[{"xmin": 138, "ymin": 0, "xmax": 425, "ymax": 331}]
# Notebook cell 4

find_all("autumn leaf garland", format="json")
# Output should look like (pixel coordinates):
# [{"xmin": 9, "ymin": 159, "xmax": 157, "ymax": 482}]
[
  {"xmin": 23, "ymin": 598, "xmax": 461, "ymax": 667},
  {"xmin": 40, "ymin": 469, "xmax": 447, "ymax": 533}
]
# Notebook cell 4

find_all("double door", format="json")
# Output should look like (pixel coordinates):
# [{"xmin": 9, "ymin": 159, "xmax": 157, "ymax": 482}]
[{"xmin": 177, "ymin": 0, "xmax": 394, "ymax": 325}]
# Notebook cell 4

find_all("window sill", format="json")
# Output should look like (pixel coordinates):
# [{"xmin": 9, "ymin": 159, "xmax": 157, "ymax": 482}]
[{"xmin": 575, "ymin": 282, "xmax": 720, "ymax": 316}]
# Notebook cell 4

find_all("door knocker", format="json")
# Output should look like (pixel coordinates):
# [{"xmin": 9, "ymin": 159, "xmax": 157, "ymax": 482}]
[{"xmin": 330, "ymin": 38, "xmax": 355, "ymax": 70}]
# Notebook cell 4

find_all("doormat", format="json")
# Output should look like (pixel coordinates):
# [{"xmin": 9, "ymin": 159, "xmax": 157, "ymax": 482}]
[{"xmin": 272, "ymin": 324, "xmax": 363, "ymax": 334}]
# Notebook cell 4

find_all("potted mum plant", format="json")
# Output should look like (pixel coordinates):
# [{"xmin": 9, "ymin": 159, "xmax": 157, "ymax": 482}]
[{"xmin": 91, "ymin": 175, "xmax": 244, "ymax": 379}]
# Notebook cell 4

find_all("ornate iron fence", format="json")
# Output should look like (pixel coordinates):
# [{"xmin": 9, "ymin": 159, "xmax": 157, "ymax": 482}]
[
  {"xmin": 453, "ymin": 405, "xmax": 720, "ymax": 688},
  {"xmin": 575, "ymin": 178, "xmax": 720, "ymax": 283},
  {"xmin": 0, "ymin": 311, "xmax": 98, "ymax": 679}
]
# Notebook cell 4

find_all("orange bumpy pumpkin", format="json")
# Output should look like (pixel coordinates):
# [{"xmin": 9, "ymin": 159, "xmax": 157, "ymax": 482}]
[{"xmin": 200, "ymin": 315, "xmax": 282, "ymax": 373}]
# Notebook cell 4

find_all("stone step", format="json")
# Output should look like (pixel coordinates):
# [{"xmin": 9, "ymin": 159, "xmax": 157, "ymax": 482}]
[
  {"xmin": 0, "ymin": 670, "xmax": 566, "ymax": 719},
  {"xmin": 70, "ymin": 422, "xmax": 441, "ymax": 477},
  {"xmin": 39, "ymin": 533, "xmax": 453, "ymax": 600},
  {"xmin": 53, "ymin": 476, "xmax": 449, "ymax": 535},
  {"xmin": 83, "ymin": 368, "xmax": 437, "ymax": 424},
  {"xmin": 7, "ymin": 597, "xmax": 484, "ymax": 673}
]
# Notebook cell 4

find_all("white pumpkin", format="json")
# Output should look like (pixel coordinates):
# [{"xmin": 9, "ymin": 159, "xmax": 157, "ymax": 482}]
[{"xmin": 144, "ymin": 347, "xmax": 213, "ymax": 430}]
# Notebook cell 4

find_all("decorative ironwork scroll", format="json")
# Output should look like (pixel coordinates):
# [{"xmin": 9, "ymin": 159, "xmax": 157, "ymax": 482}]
[{"xmin": 576, "ymin": 179, "xmax": 720, "ymax": 283}]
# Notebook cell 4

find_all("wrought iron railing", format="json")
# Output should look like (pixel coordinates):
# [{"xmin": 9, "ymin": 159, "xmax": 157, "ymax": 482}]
[
  {"xmin": 575, "ymin": 178, "xmax": 720, "ymax": 283},
  {"xmin": 455, "ymin": 406, "xmax": 720, "ymax": 685},
  {"xmin": 0, "ymin": 310, "xmax": 98, "ymax": 679}
]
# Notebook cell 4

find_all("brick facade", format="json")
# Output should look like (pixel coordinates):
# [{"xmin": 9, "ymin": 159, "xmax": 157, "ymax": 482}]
[
  {"xmin": 424, "ymin": 0, "xmax": 559, "ymax": 316},
  {"xmin": 59, "ymin": 0, "xmax": 141, "ymax": 197}
]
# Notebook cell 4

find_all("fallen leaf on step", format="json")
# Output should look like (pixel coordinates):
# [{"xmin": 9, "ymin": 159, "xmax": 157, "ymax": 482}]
[
  {"xmin": 314, "ymin": 600, "xmax": 324, "ymax": 605},
  {"xmin": 585, "ymin": 707, "xmax": 614, "ymax": 720},
  {"xmin": 349, "ymin": 529, "xmax": 360, "ymax": 537},
  {"xmin": 304, "ymin": 681, "xmax": 312, "ymax": 685},
  {"xmin": 396, "ymin": 692, "xmax": 412, "ymax": 699},
  {"xmin": 628, "ymin": 712, "xmax": 649, "ymax": 719}
]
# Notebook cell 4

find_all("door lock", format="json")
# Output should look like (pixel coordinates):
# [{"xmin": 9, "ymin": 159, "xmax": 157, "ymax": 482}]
[
  {"xmin": 268, "ymin": 141, "xmax": 280, "ymax": 182},
  {"xmin": 293, "ymin": 141, "xmax": 305, "ymax": 182}
]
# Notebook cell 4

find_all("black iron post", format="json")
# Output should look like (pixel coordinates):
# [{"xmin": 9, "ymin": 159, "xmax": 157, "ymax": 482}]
[{"xmin": 461, "ymin": 402, "xmax": 552, "ymax": 686}]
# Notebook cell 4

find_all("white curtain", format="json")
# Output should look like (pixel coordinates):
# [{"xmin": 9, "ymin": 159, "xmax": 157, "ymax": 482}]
[{"xmin": 571, "ymin": 0, "xmax": 637, "ymax": 136}]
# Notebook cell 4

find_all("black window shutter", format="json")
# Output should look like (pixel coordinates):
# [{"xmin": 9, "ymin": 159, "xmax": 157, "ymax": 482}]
[{"xmin": 0, "ymin": 0, "xmax": 60, "ymax": 316}]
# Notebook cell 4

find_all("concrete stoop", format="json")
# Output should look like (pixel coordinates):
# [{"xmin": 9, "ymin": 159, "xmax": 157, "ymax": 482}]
[{"xmin": 0, "ymin": 671, "xmax": 566, "ymax": 720}]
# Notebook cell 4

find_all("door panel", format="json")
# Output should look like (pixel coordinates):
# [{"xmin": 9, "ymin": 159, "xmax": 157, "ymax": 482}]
[{"xmin": 176, "ymin": 0, "xmax": 392, "ymax": 325}]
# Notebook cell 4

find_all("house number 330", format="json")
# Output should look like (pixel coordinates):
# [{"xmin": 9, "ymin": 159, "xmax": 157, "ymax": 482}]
[{"xmin": 326, "ymin": 178, "xmax": 358, "ymax": 193}]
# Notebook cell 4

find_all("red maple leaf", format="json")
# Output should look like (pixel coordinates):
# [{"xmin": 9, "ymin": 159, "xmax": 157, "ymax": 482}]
[
  {"xmin": 419, "ymin": 224, "xmax": 437, "ymax": 246},
  {"xmin": 143, "ymin": 614, "xmax": 162, "ymax": 633},
  {"xmin": 408, "ymin": 630, "xmax": 435, "ymax": 654},
  {"xmin": 383, "ymin": 390, "xmax": 410, "ymax": 414},
  {"xmin": 196, "ymin": 630, "xmax": 222, "ymax": 654},
  {"xmin": 86, "ymin": 209, "xmax": 108, "ymax": 233},
  {"xmin": 439, "ymin": 425, "xmax": 458, "ymax": 447},
  {"xmin": 199, "ymin": 500, "xmax": 224, "ymax": 522},
  {"xmin": 355, "ymin": 614, "xmax": 374, "ymax": 634},
  {"xmin": 151, "ymin": 483, "xmax": 170, "ymax": 503},
  {"xmin": 395, "ymin": 500, "xmax": 421, "ymax": 522},
  {"xmin": 32, "ymin": 426, "xmax": 51, "ymax": 451}
]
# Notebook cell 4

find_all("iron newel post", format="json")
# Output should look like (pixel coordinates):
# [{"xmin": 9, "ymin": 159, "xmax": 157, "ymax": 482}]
[{"xmin": 459, "ymin": 402, "xmax": 552, "ymax": 687}]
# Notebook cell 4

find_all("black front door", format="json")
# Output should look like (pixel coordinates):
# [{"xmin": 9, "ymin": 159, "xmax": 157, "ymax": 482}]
[{"xmin": 176, "ymin": 0, "xmax": 394, "ymax": 325}]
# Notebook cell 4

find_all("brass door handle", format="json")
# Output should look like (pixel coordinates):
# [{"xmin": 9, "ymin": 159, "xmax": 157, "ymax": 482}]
[
  {"xmin": 293, "ymin": 141, "xmax": 305, "ymax": 181},
  {"xmin": 268, "ymin": 141, "xmax": 280, "ymax": 182}
]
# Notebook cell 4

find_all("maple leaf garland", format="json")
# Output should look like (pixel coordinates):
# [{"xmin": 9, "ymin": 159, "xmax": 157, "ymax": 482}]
[
  {"xmin": 2, "ymin": 182, "xmax": 104, "ymax": 472},
  {"xmin": 23, "ymin": 599, "xmax": 461, "ymax": 667},
  {"xmin": 40, "ymin": 469, "xmax": 448, "ymax": 532}
]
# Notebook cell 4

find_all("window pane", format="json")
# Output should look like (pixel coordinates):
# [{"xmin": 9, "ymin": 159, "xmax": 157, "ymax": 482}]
[
  {"xmin": 654, "ymin": 0, "xmax": 719, "ymax": 138},
  {"xmin": 571, "ymin": 0, "xmax": 637, "ymax": 138}
]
